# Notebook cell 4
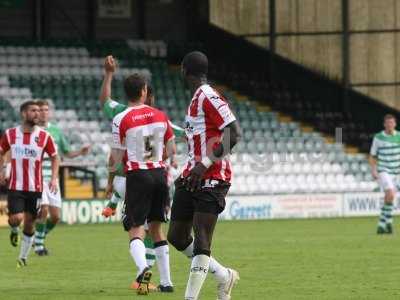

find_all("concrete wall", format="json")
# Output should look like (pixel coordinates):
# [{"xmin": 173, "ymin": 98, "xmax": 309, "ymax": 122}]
[{"xmin": 210, "ymin": 0, "xmax": 400, "ymax": 109}]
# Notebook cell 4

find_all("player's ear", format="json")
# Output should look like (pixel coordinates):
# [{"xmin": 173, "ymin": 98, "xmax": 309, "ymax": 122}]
[{"xmin": 142, "ymin": 85, "xmax": 147, "ymax": 99}]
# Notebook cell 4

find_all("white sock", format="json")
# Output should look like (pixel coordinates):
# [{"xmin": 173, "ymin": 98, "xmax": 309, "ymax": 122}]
[
  {"xmin": 110, "ymin": 193, "xmax": 120, "ymax": 205},
  {"xmin": 210, "ymin": 257, "xmax": 229, "ymax": 283},
  {"xmin": 129, "ymin": 238, "xmax": 148, "ymax": 278},
  {"xmin": 185, "ymin": 254, "xmax": 210, "ymax": 300},
  {"xmin": 181, "ymin": 239, "xmax": 229, "ymax": 283},
  {"xmin": 19, "ymin": 232, "xmax": 34, "ymax": 260},
  {"xmin": 154, "ymin": 241, "xmax": 173, "ymax": 287},
  {"xmin": 182, "ymin": 240, "xmax": 194, "ymax": 258}
]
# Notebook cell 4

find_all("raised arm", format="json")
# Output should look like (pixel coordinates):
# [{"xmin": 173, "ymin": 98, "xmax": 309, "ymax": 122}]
[{"xmin": 99, "ymin": 55, "xmax": 116, "ymax": 107}]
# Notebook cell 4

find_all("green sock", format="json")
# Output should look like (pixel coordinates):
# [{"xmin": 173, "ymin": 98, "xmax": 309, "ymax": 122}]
[
  {"xmin": 107, "ymin": 201, "xmax": 118, "ymax": 210},
  {"xmin": 144, "ymin": 235, "xmax": 156, "ymax": 267},
  {"xmin": 45, "ymin": 219, "xmax": 57, "ymax": 234},
  {"xmin": 10, "ymin": 226, "xmax": 19, "ymax": 234},
  {"xmin": 34, "ymin": 222, "xmax": 46, "ymax": 251},
  {"xmin": 378, "ymin": 206, "xmax": 386, "ymax": 228},
  {"xmin": 383, "ymin": 203, "xmax": 394, "ymax": 225}
]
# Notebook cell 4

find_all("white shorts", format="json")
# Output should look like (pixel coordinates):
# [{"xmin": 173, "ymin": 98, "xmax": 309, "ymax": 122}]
[
  {"xmin": 378, "ymin": 172, "xmax": 399, "ymax": 191},
  {"xmin": 41, "ymin": 181, "xmax": 62, "ymax": 208}
]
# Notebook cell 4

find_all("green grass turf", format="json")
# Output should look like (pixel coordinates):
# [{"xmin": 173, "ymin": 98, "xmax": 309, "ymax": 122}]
[{"xmin": 1, "ymin": 218, "xmax": 400, "ymax": 299}]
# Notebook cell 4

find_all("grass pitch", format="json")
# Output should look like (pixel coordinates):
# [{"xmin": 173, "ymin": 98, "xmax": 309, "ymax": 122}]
[{"xmin": 1, "ymin": 218, "xmax": 400, "ymax": 300}]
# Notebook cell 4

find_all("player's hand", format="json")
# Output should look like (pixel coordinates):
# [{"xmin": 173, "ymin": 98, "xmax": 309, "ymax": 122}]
[
  {"xmin": 49, "ymin": 179, "xmax": 58, "ymax": 194},
  {"xmin": 170, "ymin": 156, "xmax": 178, "ymax": 169},
  {"xmin": 104, "ymin": 55, "xmax": 116, "ymax": 73},
  {"xmin": 372, "ymin": 169, "xmax": 379, "ymax": 180},
  {"xmin": 105, "ymin": 182, "xmax": 113, "ymax": 199},
  {"xmin": 184, "ymin": 162, "xmax": 207, "ymax": 192},
  {"xmin": 80, "ymin": 145, "xmax": 91, "ymax": 156}
]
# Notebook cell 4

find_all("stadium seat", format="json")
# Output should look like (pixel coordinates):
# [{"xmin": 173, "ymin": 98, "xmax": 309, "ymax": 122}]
[{"xmin": 0, "ymin": 39, "xmax": 379, "ymax": 195}]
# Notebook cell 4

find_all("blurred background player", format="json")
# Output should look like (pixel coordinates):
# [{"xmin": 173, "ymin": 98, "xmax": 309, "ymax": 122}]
[
  {"xmin": 33, "ymin": 100, "xmax": 90, "ymax": 256},
  {"xmin": 0, "ymin": 101, "xmax": 59, "ymax": 267},
  {"xmin": 99, "ymin": 56, "xmax": 175, "ymax": 293},
  {"xmin": 167, "ymin": 51, "xmax": 241, "ymax": 300},
  {"xmin": 369, "ymin": 114, "xmax": 400, "ymax": 234}
]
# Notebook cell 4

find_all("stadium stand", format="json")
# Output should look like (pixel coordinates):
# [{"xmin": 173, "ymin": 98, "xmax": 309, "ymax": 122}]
[{"xmin": 0, "ymin": 39, "xmax": 379, "ymax": 197}]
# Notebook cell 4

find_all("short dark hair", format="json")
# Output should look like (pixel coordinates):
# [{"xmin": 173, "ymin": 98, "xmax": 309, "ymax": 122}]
[
  {"xmin": 123, "ymin": 74, "xmax": 147, "ymax": 100},
  {"xmin": 20, "ymin": 100, "xmax": 38, "ymax": 113},
  {"xmin": 384, "ymin": 114, "xmax": 396, "ymax": 121},
  {"xmin": 182, "ymin": 51, "xmax": 208, "ymax": 77},
  {"xmin": 36, "ymin": 99, "xmax": 49, "ymax": 107},
  {"xmin": 147, "ymin": 85, "xmax": 153, "ymax": 98}
]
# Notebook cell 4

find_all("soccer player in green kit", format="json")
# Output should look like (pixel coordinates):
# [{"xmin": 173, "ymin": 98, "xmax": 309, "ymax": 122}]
[
  {"xmin": 370, "ymin": 114, "xmax": 400, "ymax": 234},
  {"xmin": 34, "ymin": 100, "xmax": 90, "ymax": 255},
  {"xmin": 100, "ymin": 55, "xmax": 184, "ymax": 292}
]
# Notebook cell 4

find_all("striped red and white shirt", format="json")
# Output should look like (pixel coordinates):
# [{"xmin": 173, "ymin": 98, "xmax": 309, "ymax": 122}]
[
  {"xmin": 114, "ymin": 105, "xmax": 174, "ymax": 171},
  {"xmin": 182, "ymin": 84, "xmax": 236, "ymax": 182},
  {"xmin": 0, "ymin": 126, "xmax": 57, "ymax": 192}
]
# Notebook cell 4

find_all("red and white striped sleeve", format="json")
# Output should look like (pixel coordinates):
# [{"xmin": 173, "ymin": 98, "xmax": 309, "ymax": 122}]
[
  {"xmin": 44, "ymin": 134, "xmax": 57, "ymax": 157},
  {"xmin": 0, "ymin": 131, "xmax": 10, "ymax": 154},
  {"xmin": 203, "ymin": 96, "xmax": 236, "ymax": 130}
]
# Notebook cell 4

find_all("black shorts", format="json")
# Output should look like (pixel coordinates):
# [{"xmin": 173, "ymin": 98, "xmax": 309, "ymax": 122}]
[
  {"xmin": 7, "ymin": 190, "xmax": 41, "ymax": 217},
  {"xmin": 123, "ymin": 168, "xmax": 169, "ymax": 231},
  {"xmin": 170, "ymin": 178, "xmax": 230, "ymax": 221}
]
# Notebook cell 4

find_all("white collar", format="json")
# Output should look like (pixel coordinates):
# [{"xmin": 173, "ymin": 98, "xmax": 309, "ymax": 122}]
[{"xmin": 383, "ymin": 130, "xmax": 397, "ymax": 136}]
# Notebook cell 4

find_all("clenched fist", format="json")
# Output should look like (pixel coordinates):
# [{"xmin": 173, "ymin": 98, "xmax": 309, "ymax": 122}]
[{"xmin": 104, "ymin": 55, "xmax": 116, "ymax": 73}]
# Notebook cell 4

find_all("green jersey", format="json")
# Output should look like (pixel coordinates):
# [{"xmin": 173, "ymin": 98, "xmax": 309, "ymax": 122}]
[
  {"xmin": 370, "ymin": 130, "xmax": 400, "ymax": 175},
  {"xmin": 42, "ymin": 122, "xmax": 71, "ymax": 181},
  {"xmin": 103, "ymin": 98, "xmax": 184, "ymax": 177}
]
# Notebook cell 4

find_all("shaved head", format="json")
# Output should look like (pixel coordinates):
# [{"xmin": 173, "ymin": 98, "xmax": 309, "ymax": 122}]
[{"xmin": 182, "ymin": 51, "xmax": 208, "ymax": 77}]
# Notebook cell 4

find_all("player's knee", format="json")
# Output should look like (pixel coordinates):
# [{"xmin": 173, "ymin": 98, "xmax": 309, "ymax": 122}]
[
  {"xmin": 23, "ymin": 218, "xmax": 35, "ymax": 234},
  {"xmin": 385, "ymin": 190, "xmax": 395, "ymax": 202},
  {"xmin": 50, "ymin": 215, "xmax": 60, "ymax": 224},
  {"xmin": 167, "ymin": 231, "xmax": 188, "ymax": 251},
  {"xmin": 38, "ymin": 206, "xmax": 49, "ymax": 220},
  {"xmin": 148, "ymin": 223, "xmax": 165, "ymax": 242},
  {"xmin": 23, "ymin": 224, "xmax": 34, "ymax": 234},
  {"xmin": 8, "ymin": 214, "xmax": 23, "ymax": 226},
  {"xmin": 167, "ymin": 231, "xmax": 179, "ymax": 248},
  {"xmin": 193, "ymin": 237, "xmax": 211, "ymax": 254}
]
